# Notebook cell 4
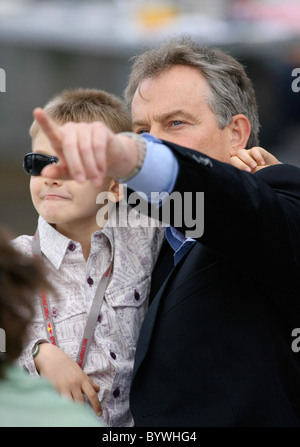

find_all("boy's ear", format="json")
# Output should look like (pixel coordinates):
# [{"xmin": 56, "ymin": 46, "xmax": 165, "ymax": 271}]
[
  {"xmin": 109, "ymin": 179, "xmax": 124, "ymax": 203},
  {"xmin": 229, "ymin": 114, "xmax": 252, "ymax": 156}
]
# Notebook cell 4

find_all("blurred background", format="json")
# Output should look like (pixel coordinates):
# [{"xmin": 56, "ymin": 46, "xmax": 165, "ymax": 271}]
[{"xmin": 1, "ymin": 0, "xmax": 300, "ymax": 237}]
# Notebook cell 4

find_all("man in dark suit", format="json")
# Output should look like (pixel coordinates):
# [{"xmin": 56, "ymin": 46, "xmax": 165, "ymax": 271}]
[{"xmin": 35, "ymin": 37, "xmax": 300, "ymax": 426}]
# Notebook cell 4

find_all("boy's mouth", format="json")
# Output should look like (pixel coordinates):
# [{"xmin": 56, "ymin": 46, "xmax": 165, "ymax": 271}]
[
  {"xmin": 41, "ymin": 192, "xmax": 72, "ymax": 200},
  {"xmin": 43, "ymin": 194, "xmax": 69, "ymax": 200}
]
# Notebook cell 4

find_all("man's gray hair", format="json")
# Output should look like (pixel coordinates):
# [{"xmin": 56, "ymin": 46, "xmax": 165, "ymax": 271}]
[{"xmin": 124, "ymin": 37, "xmax": 260, "ymax": 148}]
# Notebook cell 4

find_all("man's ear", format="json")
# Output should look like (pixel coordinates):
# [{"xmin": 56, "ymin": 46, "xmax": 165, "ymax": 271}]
[
  {"xmin": 229, "ymin": 114, "xmax": 252, "ymax": 156},
  {"xmin": 109, "ymin": 179, "xmax": 124, "ymax": 203}
]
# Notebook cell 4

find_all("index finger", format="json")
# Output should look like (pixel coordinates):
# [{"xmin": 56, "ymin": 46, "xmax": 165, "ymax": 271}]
[
  {"xmin": 82, "ymin": 381, "xmax": 102, "ymax": 416},
  {"xmin": 33, "ymin": 107, "xmax": 63, "ymax": 153}
]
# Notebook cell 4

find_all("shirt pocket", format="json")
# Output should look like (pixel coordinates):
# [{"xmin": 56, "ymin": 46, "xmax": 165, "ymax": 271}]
[
  {"xmin": 105, "ymin": 276, "xmax": 150, "ymax": 349},
  {"xmin": 31, "ymin": 294, "xmax": 86, "ymax": 346}
]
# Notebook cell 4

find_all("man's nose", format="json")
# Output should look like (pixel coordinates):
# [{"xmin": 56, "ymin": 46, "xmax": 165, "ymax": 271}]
[{"xmin": 148, "ymin": 124, "xmax": 163, "ymax": 140}]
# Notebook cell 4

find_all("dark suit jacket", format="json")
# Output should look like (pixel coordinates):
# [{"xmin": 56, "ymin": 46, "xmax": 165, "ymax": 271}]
[{"xmin": 130, "ymin": 142, "xmax": 300, "ymax": 427}]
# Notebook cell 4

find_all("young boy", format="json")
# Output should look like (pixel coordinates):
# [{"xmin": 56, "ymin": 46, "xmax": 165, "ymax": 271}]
[{"xmin": 14, "ymin": 88, "xmax": 164, "ymax": 427}]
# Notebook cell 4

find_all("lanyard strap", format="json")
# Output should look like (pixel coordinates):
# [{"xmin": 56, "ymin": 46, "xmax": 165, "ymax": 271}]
[
  {"xmin": 31, "ymin": 229, "xmax": 112, "ymax": 369},
  {"xmin": 32, "ymin": 231, "xmax": 58, "ymax": 347},
  {"xmin": 76, "ymin": 262, "xmax": 112, "ymax": 368}
]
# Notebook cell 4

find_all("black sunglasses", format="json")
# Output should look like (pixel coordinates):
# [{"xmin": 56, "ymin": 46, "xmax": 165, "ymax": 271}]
[{"xmin": 23, "ymin": 152, "xmax": 58, "ymax": 176}]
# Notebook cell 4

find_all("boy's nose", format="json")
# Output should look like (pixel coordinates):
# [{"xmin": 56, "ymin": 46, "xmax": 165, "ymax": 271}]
[{"xmin": 43, "ymin": 177, "xmax": 63, "ymax": 186}]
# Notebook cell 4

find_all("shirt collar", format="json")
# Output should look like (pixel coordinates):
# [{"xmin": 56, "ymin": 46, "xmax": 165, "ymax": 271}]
[
  {"xmin": 92, "ymin": 219, "xmax": 114, "ymax": 264},
  {"xmin": 38, "ymin": 216, "xmax": 72, "ymax": 270},
  {"xmin": 165, "ymin": 226, "xmax": 196, "ymax": 265},
  {"xmin": 37, "ymin": 216, "xmax": 114, "ymax": 270}
]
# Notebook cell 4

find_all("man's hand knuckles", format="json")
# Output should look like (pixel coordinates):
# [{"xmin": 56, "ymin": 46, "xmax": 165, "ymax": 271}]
[{"xmin": 79, "ymin": 144, "xmax": 93, "ymax": 155}]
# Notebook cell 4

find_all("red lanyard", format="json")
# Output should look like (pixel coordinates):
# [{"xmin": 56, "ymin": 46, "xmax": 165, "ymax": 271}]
[{"xmin": 32, "ymin": 229, "xmax": 112, "ymax": 369}]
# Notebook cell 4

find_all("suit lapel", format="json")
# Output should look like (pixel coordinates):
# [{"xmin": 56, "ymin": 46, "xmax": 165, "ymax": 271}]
[
  {"xmin": 149, "ymin": 239, "xmax": 174, "ymax": 304},
  {"xmin": 132, "ymin": 240, "xmax": 196, "ymax": 378}
]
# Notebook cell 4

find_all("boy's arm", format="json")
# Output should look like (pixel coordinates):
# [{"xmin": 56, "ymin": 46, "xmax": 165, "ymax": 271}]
[
  {"xmin": 34, "ymin": 343, "xmax": 102, "ymax": 416},
  {"xmin": 17, "ymin": 338, "xmax": 48, "ymax": 376},
  {"xmin": 230, "ymin": 147, "xmax": 280, "ymax": 173}
]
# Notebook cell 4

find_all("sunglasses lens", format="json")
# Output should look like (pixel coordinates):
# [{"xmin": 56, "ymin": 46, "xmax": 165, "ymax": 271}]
[{"xmin": 23, "ymin": 153, "xmax": 57, "ymax": 175}]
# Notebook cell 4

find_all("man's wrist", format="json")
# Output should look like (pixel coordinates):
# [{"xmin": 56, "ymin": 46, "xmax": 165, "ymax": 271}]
[
  {"xmin": 116, "ymin": 132, "xmax": 146, "ymax": 183},
  {"xmin": 126, "ymin": 135, "xmax": 179, "ymax": 201}
]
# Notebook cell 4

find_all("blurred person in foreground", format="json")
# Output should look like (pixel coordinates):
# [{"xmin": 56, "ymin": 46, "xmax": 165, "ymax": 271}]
[
  {"xmin": 0, "ymin": 229, "xmax": 103, "ymax": 427},
  {"xmin": 34, "ymin": 37, "xmax": 300, "ymax": 426}
]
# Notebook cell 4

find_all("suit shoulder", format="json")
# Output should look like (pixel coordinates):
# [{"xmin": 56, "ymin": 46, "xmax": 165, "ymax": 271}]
[{"xmin": 254, "ymin": 164, "xmax": 300, "ymax": 193}]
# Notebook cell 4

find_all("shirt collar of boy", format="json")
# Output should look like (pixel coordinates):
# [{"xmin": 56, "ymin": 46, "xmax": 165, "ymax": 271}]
[
  {"xmin": 38, "ymin": 216, "xmax": 70, "ymax": 270},
  {"xmin": 38, "ymin": 216, "xmax": 113, "ymax": 270},
  {"xmin": 90, "ymin": 222, "xmax": 114, "ymax": 264}
]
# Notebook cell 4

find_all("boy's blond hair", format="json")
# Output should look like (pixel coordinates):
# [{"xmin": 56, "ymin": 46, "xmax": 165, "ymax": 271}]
[{"xmin": 30, "ymin": 88, "xmax": 131, "ymax": 138}]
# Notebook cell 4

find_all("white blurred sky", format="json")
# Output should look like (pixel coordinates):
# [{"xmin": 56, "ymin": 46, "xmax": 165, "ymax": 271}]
[{"xmin": 0, "ymin": 0, "xmax": 299, "ymax": 52}]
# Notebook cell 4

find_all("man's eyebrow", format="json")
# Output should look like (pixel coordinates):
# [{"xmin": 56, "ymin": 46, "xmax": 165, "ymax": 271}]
[
  {"xmin": 132, "ymin": 109, "xmax": 195, "ymax": 127},
  {"xmin": 153, "ymin": 109, "xmax": 194, "ymax": 122},
  {"xmin": 132, "ymin": 119, "xmax": 148, "ymax": 128}
]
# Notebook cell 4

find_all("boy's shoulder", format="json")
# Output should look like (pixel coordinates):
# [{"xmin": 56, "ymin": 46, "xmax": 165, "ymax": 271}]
[
  {"xmin": 11, "ymin": 233, "xmax": 33, "ymax": 256},
  {"xmin": 12, "ymin": 217, "xmax": 46, "ymax": 254}
]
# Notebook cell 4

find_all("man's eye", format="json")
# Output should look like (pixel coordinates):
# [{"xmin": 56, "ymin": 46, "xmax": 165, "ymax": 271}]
[
  {"xmin": 136, "ymin": 129, "xmax": 149, "ymax": 135},
  {"xmin": 171, "ymin": 121, "xmax": 183, "ymax": 126}
]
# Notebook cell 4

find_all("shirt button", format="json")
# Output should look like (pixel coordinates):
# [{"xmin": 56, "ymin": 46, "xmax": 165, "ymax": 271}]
[
  {"xmin": 87, "ymin": 276, "xmax": 94, "ymax": 285},
  {"xmin": 68, "ymin": 243, "xmax": 76, "ymax": 251},
  {"xmin": 134, "ymin": 290, "xmax": 140, "ymax": 301},
  {"xmin": 110, "ymin": 351, "xmax": 116, "ymax": 360},
  {"xmin": 113, "ymin": 388, "xmax": 120, "ymax": 398},
  {"xmin": 52, "ymin": 307, "xmax": 58, "ymax": 318},
  {"xmin": 97, "ymin": 314, "xmax": 102, "ymax": 323}
]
